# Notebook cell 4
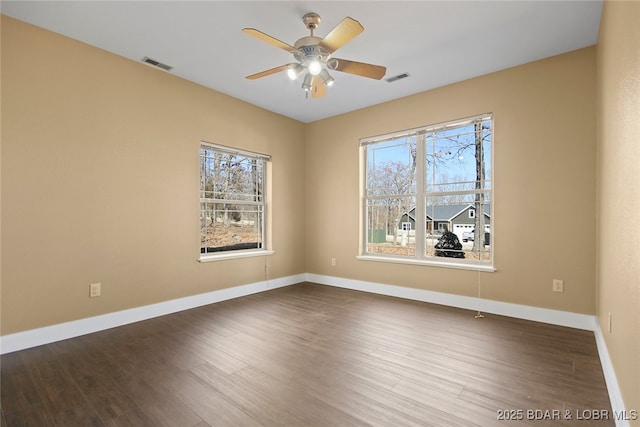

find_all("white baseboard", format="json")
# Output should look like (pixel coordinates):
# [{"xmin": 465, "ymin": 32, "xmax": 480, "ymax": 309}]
[
  {"xmin": 1, "ymin": 272, "xmax": 626, "ymax": 425},
  {"xmin": 0, "ymin": 273, "xmax": 304, "ymax": 355},
  {"xmin": 306, "ymin": 273, "xmax": 597, "ymax": 331},
  {"xmin": 593, "ymin": 319, "xmax": 631, "ymax": 427}
]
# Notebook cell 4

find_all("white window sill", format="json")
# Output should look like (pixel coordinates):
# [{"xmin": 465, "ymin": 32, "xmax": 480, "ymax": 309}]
[
  {"xmin": 356, "ymin": 254, "xmax": 496, "ymax": 272},
  {"xmin": 199, "ymin": 250, "xmax": 274, "ymax": 263}
]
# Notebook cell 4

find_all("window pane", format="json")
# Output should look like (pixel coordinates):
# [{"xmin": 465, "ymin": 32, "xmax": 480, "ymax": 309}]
[
  {"xmin": 425, "ymin": 196, "xmax": 491, "ymax": 261},
  {"xmin": 426, "ymin": 119, "xmax": 491, "ymax": 195},
  {"xmin": 366, "ymin": 196, "xmax": 416, "ymax": 257},
  {"xmin": 200, "ymin": 149, "xmax": 263, "ymax": 202},
  {"xmin": 200, "ymin": 202, "xmax": 263, "ymax": 253},
  {"xmin": 366, "ymin": 136, "xmax": 417, "ymax": 197}
]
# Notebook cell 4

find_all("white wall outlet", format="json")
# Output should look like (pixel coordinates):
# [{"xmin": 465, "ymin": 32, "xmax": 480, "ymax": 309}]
[
  {"xmin": 89, "ymin": 283, "xmax": 101, "ymax": 298},
  {"xmin": 552, "ymin": 279, "xmax": 564, "ymax": 292},
  {"xmin": 331, "ymin": 257, "xmax": 336, "ymax": 267}
]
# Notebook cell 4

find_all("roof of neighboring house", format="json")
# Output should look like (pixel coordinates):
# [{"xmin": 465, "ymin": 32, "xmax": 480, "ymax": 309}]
[{"xmin": 404, "ymin": 203, "xmax": 491, "ymax": 222}]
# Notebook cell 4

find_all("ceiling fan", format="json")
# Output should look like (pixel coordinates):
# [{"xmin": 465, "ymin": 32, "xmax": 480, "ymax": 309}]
[{"xmin": 243, "ymin": 12, "xmax": 386, "ymax": 98}]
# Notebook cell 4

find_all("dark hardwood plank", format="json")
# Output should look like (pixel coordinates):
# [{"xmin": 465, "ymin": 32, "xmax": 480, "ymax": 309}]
[
  {"xmin": 1, "ymin": 282, "xmax": 614, "ymax": 426},
  {"xmin": 51, "ymin": 347, "xmax": 157, "ymax": 426},
  {"xmin": 16, "ymin": 346, "xmax": 105, "ymax": 426},
  {"xmin": 113, "ymin": 375, "xmax": 203, "ymax": 427},
  {"xmin": 165, "ymin": 372, "xmax": 263, "ymax": 427},
  {"xmin": 2, "ymin": 407, "xmax": 54, "ymax": 427},
  {"xmin": 0, "ymin": 353, "xmax": 44, "ymax": 415},
  {"xmin": 190, "ymin": 362, "xmax": 307, "ymax": 426}
]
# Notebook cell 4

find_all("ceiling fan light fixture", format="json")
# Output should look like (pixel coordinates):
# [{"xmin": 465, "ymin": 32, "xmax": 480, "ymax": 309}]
[
  {"xmin": 319, "ymin": 69, "xmax": 334, "ymax": 87},
  {"xmin": 308, "ymin": 59, "xmax": 322, "ymax": 75},
  {"xmin": 243, "ymin": 12, "xmax": 386, "ymax": 99},
  {"xmin": 287, "ymin": 63, "xmax": 304, "ymax": 80},
  {"xmin": 302, "ymin": 73, "xmax": 313, "ymax": 91}
]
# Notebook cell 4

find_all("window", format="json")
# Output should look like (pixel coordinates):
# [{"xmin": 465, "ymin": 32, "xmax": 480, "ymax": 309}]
[
  {"xmin": 199, "ymin": 142, "xmax": 270, "ymax": 260},
  {"xmin": 360, "ymin": 114, "xmax": 493, "ymax": 270}
]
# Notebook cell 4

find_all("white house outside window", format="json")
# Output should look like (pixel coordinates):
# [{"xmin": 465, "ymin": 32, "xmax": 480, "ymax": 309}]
[
  {"xmin": 360, "ymin": 114, "xmax": 493, "ymax": 271},
  {"xmin": 199, "ymin": 142, "xmax": 270, "ymax": 261}
]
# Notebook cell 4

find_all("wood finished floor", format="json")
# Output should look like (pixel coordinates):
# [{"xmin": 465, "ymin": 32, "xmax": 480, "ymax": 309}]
[{"xmin": 1, "ymin": 282, "xmax": 613, "ymax": 427}]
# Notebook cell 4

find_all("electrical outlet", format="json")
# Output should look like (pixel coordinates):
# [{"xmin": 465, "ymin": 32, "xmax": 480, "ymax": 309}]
[
  {"xmin": 331, "ymin": 257, "xmax": 336, "ymax": 267},
  {"xmin": 608, "ymin": 312, "xmax": 612, "ymax": 333},
  {"xmin": 89, "ymin": 283, "xmax": 101, "ymax": 298},
  {"xmin": 552, "ymin": 279, "xmax": 564, "ymax": 293}
]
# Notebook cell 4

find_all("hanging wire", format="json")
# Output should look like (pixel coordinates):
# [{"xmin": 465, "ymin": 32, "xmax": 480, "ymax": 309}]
[{"xmin": 475, "ymin": 269, "xmax": 484, "ymax": 319}]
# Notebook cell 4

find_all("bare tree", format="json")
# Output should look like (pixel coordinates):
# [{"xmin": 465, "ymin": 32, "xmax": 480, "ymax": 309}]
[
  {"xmin": 380, "ymin": 160, "xmax": 415, "ymax": 243},
  {"xmin": 367, "ymin": 137, "xmax": 417, "ymax": 243},
  {"xmin": 369, "ymin": 161, "xmax": 408, "ymax": 232},
  {"xmin": 472, "ymin": 122, "xmax": 487, "ymax": 252}
]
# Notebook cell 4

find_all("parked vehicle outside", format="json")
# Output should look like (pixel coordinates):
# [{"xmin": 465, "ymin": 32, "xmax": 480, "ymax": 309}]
[{"xmin": 462, "ymin": 229, "xmax": 491, "ymax": 245}]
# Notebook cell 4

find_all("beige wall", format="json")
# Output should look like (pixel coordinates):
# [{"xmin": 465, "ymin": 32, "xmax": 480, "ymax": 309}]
[
  {"xmin": 306, "ymin": 47, "xmax": 597, "ymax": 314},
  {"xmin": 596, "ymin": 0, "xmax": 640, "ymax": 414},
  {"xmin": 1, "ymin": 16, "xmax": 306, "ymax": 334}
]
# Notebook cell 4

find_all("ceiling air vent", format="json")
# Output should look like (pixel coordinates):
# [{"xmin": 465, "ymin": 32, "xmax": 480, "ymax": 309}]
[
  {"xmin": 141, "ymin": 57, "xmax": 173, "ymax": 72},
  {"xmin": 386, "ymin": 73, "xmax": 410, "ymax": 83}
]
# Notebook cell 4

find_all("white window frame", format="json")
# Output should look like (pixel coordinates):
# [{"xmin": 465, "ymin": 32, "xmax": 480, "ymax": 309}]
[
  {"xmin": 358, "ymin": 114, "xmax": 495, "ymax": 272},
  {"xmin": 199, "ymin": 141, "xmax": 273, "ymax": 262}
]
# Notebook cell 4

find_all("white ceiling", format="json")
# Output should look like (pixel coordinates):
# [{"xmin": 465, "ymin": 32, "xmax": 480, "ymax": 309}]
[{"xmin": 2, "ymin": 1, "xmax": 602, "ymax": 123}]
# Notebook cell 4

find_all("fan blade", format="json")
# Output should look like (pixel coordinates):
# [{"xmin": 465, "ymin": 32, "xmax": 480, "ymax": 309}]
[
  {"xmin": 246, "ymin": 64, "xmax": 289, "ymax": 80},
  {"xmin": 329, "ymin": 58, "xmax": 386, "ymax": 80},
  {"xmin": 311, "ymin": 76, "xmax": 326, "ymax": 98},
  {"xmin": 318, "ymin": 17, "xmax": 364, "ymax": 53},
  {"xmin": 242, "ymin": 28, "xmax": 299, "ymax": 54}
]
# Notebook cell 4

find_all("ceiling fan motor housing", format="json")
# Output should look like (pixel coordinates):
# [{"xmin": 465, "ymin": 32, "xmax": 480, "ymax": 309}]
[{"xmin": 294, "ymin": 38, "xmax": 330, "ymax": 68}]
